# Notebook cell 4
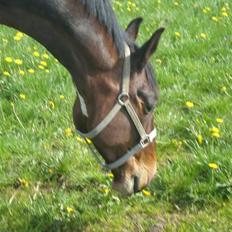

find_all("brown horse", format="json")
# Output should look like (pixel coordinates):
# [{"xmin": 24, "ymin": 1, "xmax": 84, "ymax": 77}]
[{"xmin": 0, "ymin": 0, "xmax": 164, "ymax": 195}]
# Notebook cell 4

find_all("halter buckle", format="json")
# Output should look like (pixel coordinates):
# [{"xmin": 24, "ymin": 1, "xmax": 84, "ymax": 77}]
[{"xmin": 118, "ymin": 93, "xmax": 129, "ymax": 106}]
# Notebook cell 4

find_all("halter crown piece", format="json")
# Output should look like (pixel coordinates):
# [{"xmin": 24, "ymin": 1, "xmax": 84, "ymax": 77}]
[{"xmin": 76, "ymin": 43, "xmax": 157, "ymax": 170}]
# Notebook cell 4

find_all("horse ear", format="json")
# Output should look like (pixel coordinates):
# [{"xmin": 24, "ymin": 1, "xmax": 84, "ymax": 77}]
[
  {"xmin": 126, "ymin": 17, "xmax": 143, "ymax": 41},
  {"xmin": 134, "ymin": 28, "xmax": 165, "ymax": 71}
]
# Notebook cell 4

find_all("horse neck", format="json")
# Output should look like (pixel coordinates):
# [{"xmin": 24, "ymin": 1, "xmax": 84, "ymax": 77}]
[{"xmin": 0, "ymin": 0, "xmax": 119, "ymax": 90}]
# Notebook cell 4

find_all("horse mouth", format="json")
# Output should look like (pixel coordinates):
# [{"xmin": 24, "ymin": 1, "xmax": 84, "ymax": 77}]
[{"xmin": 133, "ymin": 176, "xmax": 140, "ymax": 193}]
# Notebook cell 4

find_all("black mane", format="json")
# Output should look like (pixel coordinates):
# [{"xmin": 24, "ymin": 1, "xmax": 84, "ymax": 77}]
[{"xmin": 80, "ymin": 0, "xmax": 125, "ymax": 57}]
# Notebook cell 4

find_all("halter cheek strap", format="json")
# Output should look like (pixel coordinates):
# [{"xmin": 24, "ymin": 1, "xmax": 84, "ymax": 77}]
[{"xmin": 76, "ymin": 43, "xmax": 157, "ymax": 170}]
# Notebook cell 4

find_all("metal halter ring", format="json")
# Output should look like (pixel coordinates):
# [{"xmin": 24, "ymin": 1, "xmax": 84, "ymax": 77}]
[
  {"xmin": 140, "ymin": 136, "xmax": 151, "ymax": 148},
  {"xmin": 118, "ymin": 93, "xmax": 129, "ymax": 106}
]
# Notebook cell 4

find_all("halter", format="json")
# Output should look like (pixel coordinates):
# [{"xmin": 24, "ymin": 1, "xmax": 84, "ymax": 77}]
[{"xmin": 76, "ymin": 43, "xmax": 157, "ymax": 170}]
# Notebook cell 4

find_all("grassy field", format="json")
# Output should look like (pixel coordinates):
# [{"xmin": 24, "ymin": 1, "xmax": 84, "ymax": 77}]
[{"xmin": 0, "ymin": 0, "xmax": 232, "ymax": 231}]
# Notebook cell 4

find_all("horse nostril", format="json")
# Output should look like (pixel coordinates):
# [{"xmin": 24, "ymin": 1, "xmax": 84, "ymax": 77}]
[{"xmin": 133, "ymin": 176, "xmax": 140, "ymax": 193}]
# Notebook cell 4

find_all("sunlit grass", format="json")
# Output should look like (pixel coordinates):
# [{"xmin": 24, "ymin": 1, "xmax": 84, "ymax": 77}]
[{"xmin": 0, "ymin": 0, "xmax": 232, "ymax": 231}]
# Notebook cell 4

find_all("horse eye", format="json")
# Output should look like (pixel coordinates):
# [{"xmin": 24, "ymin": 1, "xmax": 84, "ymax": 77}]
[{"xmin": 137, "ymin": 90, "xmax": 156, "ymax": 113}]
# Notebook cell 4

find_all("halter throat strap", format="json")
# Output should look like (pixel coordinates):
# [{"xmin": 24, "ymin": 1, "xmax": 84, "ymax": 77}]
[{"xmin": 76, "ymin": 43, "xmax": 157, "ymax": 170}]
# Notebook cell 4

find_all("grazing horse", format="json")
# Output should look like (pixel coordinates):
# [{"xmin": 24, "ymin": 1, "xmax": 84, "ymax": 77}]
[{"xmin": 0, "ymin": 0, "xmax": 164, "ymax": 195}]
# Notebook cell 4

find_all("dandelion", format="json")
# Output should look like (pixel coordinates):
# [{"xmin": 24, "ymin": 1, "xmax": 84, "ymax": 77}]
[
  {"xmin": 3, "ymin": 71, "xmax": 10, "ymax": 77},
  {"xmin": 38, "ymin": 65, "xmax": 45, "ymax": 70},
  {"xmin": 14, "ymin": 59, "xmax": 23, "ymax": 65},
  {"xmin": 14, "ymin": 31, "xmax": 24, "ymax": 41},
  {"xmin": 65, "ymin": 128, "xmax": 73, "ymax": 137},
  {"xmin": 216, "ymin": 118, "xmax": 223, "ymax": 124},
  {"xmin": 28, "ymin": 68, "xmax": 35, "ymax": 74},
  {"xmin": 14, "ymin": 36, "xmax": 22, "ymax": 41},
  {"xmin": 211, "ymin": 16, "xmax": 219, "ymax": 22},
  {"xmin": 175, "ymin": 32, "xmax": 181, "ymax": 38},
  {"xmin": 49, "ymin": 101, "xmax": 55, "ymax": 110},
  {"xmin": 197, "ymin": 134, "xmax": 203, "ymax": 144},
  {"xmin": 42, "ymin": 53, "xmax": 49, "ymax": 59},
  {"xmin": 19, "ymin": 93, "xmax": 26, "ymax": 100},
  {"xmin": 19, "ymin": 70, "xmax": 25, "ymax": 76},
  {"xmin": 60, "ymin": 95, "xmax": 65, "ymax": 100},
  {"xmin": 18, "ymin": 178, "xmax": 29, "ymax": 187},
  {"xmin": 210, "ymin": 127, "xmax": 220, "ymax": 134},
  {"xmin": 208, "ymin": 163, "xmax": 219, "ymax": 170},
  {"xmin": 86, "ymin": 138, "xmax": 92, "ymax": 144},
  {"xmin": 142, "ymin": 190, "xmax": 151, "ymax": 197},
  {"xmin": 33, "ymin": 51, "xmax": 40, "ymax": 57},
  {"xmin": 211, "ymin": 132, "xmax": 220, "ymax": 138},
  {"xmin": 5, "ymin": 57, "xmax": 13, "ymax": 63},
  {"xmin": 40, "ymin": 61, "xmax": 47, "ymax": 67},
  {"xmin": 101, "ymin": 187, "xmax": 110, "ymax": 194},
  {"xmin": 185, "ymin": 101, "xmax": 194, "ymax": 109},
  {"xmin": 107, "ymin": 172, "xmax": 114, "ymax": 178},
  {"xmin": 76, "ymin": 136, "xmax": 84, "ymax": 143},
  {"xmin": 202, "ymin": 7, "xmax": 211, "ymax": 14},
  {"xmin": 222, "ymin": 12, "xmax": 228, "ymax": 17},
  {"xmin": 66, "ymin": 207, "xmax": 75, "ymax": 214},
  {"xmin": 199, "ymin": 33, "xmax": 207, "ymax": 39}
]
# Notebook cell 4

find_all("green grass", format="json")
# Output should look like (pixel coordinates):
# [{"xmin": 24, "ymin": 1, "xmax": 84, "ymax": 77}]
[{"xmin": 0, "ymin": 0, "xmax": 232, "ymax": 231}]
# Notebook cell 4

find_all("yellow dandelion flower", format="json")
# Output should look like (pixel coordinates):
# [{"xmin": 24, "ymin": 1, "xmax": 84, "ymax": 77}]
[
  {"xmin": 49, "ymin": 101, "xmax": 55, "ymax": 109},
  {"xmin": 14, "ymin": 59, "xmax": 23, "ymax": 65},
  {"xmin": 199, "ymin": 33, "xmax": 207, "ymax": 39},
  {"xmin": 102, "ymin": 187, "xmax": 110, "ymax": 194},
  {"xmin": 19, "ymin": 93, "xmax": 26, "ymax": 100},
  {"xmin": 18, "ymin": 178, "xmax": 29, "ymax": 187},
  {"xmin": 142, "ymin": 190, "xmax": 151, "ymax": 197},
  {"xmin": 211, "ymin": 16, "xmax": 219, "ymax": 22},
  {"xmin": 208, "ymin": 163, "xmax": 219, "ymax": 169},
  {"xmin": 38, "ymin": 65, "xmax": 45, "ymax": 70},
  {"xmin": 40, "ymin": 61, "xmax": 47, "ymax": 67},
  {"xmin": 33, "ymin": 51, "xmax": 40, "ymax": 57},
  {"xmin": 175, "ymin": 32, "xmax": 181, "ymax": 38},
  {"xmin": 185, "ymin": 101, "xmax": 194, "ymax": 109},
  {"xmin": 222, "ymin": 12, "xmax": 228, "ymax": 17},
  {"xmin": 86, "ymin": 138, "xmax": 92, "ymax": 144},
  {"xmin": 211, "ymin": 132, "xmax": 220, "ymax": 138},
  {"xmin": 60, "ymin": 95, "xmax": 65, "ymax": 100},
  {"xmin": 197, "ymin": 134, "xmax": 203, "ymax": 144},
  {"xmin": 14, "ymin": 36, "xmax": 22, "ymax": 41},
  {"xmin": 16, "ymin": 31, "xmax": 24, "ymax": 37},
  {"xmin": 216, "ymin": 118, "xmax": 223, "ymax": 124},
  {"xmin": 76, "ymin": 136, "xmax": 84, "ymax": 143},
  {"xmin": 210, "ymin": 127, "xmax": 220, "ymax": 134},
  {"xmin": 66, "ymin": 207, "xmax": 75, "ymax": 214},
  {"xmin": 65, "ymin": 128, "xmax": 73, "ymax": 137},
  {"xmin": 19, "ymin": 70, "xmax": 25, "ymax": 76},
  {"xmin": 107, "ymin": 172, "xmax": 114, "ymax": 178},
  {"xmin": 28, "ymin": 68, "xmax": 35, "ymax": 74},
  {"xmin": 3, "ymin": 71, "xmax": 10, "ymax": 77},
  {"xmin": 5, "ymin": 57, "xmax": 13, "ymax": 63},
  {"xmin": 42, "ymin": 53, "xmax": 49, "ymax": 59}
]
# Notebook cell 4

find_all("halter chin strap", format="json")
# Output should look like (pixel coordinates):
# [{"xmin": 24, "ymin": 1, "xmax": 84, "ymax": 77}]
[{"xmin": 76, "ymin": 43, "xmax": 157, "ymax": 170}]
